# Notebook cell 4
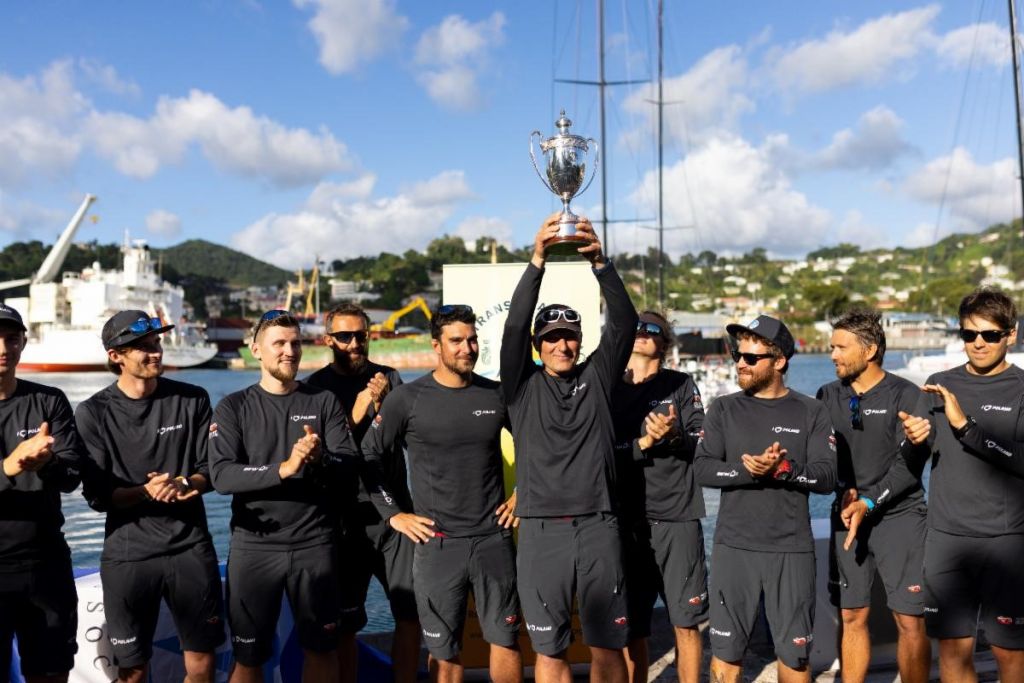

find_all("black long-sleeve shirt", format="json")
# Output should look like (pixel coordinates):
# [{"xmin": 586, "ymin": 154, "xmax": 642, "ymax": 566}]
[
  {"xmin": 816, "ymin": 372, "xmax": 924, "ymax": 517},
  {"xmin": 362, "ymin": 373, "xmax": 507, "ymax": 537},
  {"xmin": 78, "ymin": 378, "xmax": 213, "ymax": 562},
  {"xmin": 500, "ymin": 261, "xmax": 638, "ymax": 517},
  {"xmin": 0, "ymin": 379, "xmax": 83, "ymax": 572},
  {"xmin": 868, "ymin": 365, "xmax": 1024, "ymax": 538},
  {"xmin": 306, "ymin": 362, "xmax": 406, "ymax": 530},
  {"xmin": 693, "ymin": 389, "xmax": 837, "ymax": 553},
  {"xmin": 613, "ymin": 369, "xmax": 705, "ymax": 523},
  {"xmin": 209, "ymin": 382, "xmax": 357, "ymax": 550}
]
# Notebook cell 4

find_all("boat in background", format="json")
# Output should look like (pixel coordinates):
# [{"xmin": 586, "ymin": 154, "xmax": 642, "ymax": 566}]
[{"xmin": 0, "ymin": 195, "xmax": 217, "ymax": 371}]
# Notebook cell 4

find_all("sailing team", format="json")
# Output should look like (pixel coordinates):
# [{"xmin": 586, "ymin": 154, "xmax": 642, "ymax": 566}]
[{"xmin": 1, "ymin": 213, "xmax": 1023, "ymax": 683}]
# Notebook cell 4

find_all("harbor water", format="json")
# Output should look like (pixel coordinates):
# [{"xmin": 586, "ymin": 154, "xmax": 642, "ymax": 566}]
[{"xmin": 43, "ymin": 350, "xmax": 925, "ymax": 634}]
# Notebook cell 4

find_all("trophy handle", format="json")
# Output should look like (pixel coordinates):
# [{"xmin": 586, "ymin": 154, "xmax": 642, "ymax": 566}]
[
  {"xmin": 579, "ymin": 137, "xmax": 600, "ymax": 196},
  {"xmin": 529, "ymin": 131, "xmax": 556, "ymax": 194}
]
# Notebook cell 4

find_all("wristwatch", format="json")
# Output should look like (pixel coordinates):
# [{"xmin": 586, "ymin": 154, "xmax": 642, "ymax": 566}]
[
  {"xmin": 951, "ymin": 415, "xmax": 976, "ymax": 440},
  {"xmin": 175, "ymin": 475, "xmax": 192, "ymax": 492}
]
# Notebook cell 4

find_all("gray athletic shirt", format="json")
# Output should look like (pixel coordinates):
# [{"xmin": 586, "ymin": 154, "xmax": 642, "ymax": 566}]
[
  {"xmin": 499, "ymin": 261, "xmax": 638, "ymax": 518},
  {"xmin": 693, "ymin": 389, "xmax": 837, "ymax": 552},
  {"xmin": 0, "ymin": 379, "xmax": 82, "ymax": 571},
  {"xmin": 78, "ymin": 378, "xmax": 213, "ymax": 562},
  {"xmin": 362, "ymin": 373, "xmax": 507, "ymax": 537},
  {"xmin": 867, "ymin": 364, "xmax": 1024, "ymax": 537},
  {"xmin": 816, "ymin": 372, "xmax": 924, "ymax": 517},
  {"xmin": 209, "ymin": 382, "xmax": 357, "ymax": 550}
]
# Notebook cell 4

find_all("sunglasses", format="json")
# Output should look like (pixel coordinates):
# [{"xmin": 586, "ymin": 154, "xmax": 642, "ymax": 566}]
[
  {"xmin": 849, "ymin": 395, "xmax": 862, "ymax": 430},
  {"xmin": 636, "ymin": 321, "xmax": 663, "ymax": 337},
  {"xmin": 254, "ymin": 309, "xmax": 290, "ymax": 336},
  {"xmin": 437, "ymin": 304, "xmax": 474, "ymax": 316},
  {"xmin": 117, "ymin": 317, "xmax": 164, "ymax": 339},
  {"xmin": 959, "ymin": 328, "xmax": 1011, "ymax": 343},
  {"xmin": 329, "ymin": 330, "xmax": 368, "ymax": 344},
  {"xmin": 730, "ymin": 350, "xmax": 774, "ymax": 365},
  {"xmin": 538, "ymin": 307, "xmax": 581, "ymax": 324}
]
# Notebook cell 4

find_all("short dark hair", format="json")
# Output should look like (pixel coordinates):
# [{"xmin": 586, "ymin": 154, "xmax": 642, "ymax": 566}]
[
  {"xmin": 430, "ymin": 305, "xmax": 476, "ymax": 340},
  {"xmin": 254, "ymin": 312, "xmax": 301, "ymax": 342},
  {"xmin": 324, "ymin": 303, "xmax": 370, "ymax": 330},
  {"xmin": 106, "ymin": 346, "xmax": 129, "ymax": 375},
  {"xmin": 831, "ymin": 307, "xmax": 886, "ymax": 364},
  {"xmin": 959, "ymin": 287, "xmax": 1018, "ymax": 331}
]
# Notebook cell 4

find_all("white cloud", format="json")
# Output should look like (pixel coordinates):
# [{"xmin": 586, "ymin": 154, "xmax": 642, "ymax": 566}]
[
  {"xmin": 294, "ymin": 0, "xmax": 409, "ymax": 75},
  {"xmin": 145, "ymin": 209, "xmax": 182, "ymax": 238},
  {"xmin": 0, "ymin": 195, "xmax": 69, "ymax": 238},
  {"xmin": 305, "ymin": 174, "xmax": 377, "ymax": 213},
  {"xmin": 452, "ymin": 215, "xmax": 512, "ymax": 250},
  {"xmin": 835, "ymin": 210, "xmax": 888, "ymax": 249},
  {"xmin": 414, "ymin": 12, "xmax": 506, "ymax": 111},
  {"xmin": 78, "ymin": 58, "xmax": 141, "ymax": 97},
  {"xmin": 631, "ymin": 134, "xmax": 831, "ymax": 257},
  {"xmin": 935, "ymin": 22, "xmax": 1010, "ymax": 69},
  {"xmin": 231, "ymin": 170, "xmax": 484, "ymax": 267},
  {"xmin": 623, "ymin": 45, "xmax": 752, "ymax": 145},
  {"xmin": 767, "ymin": 6, "xmax": 940, "ymax": 94},
  {"xmin": 903, "ymin": 147, "xmax": 1018, "ymax": 231},
  {"xmin": 86, "ymin": 89, "xmax": 353, "ymax": 186},
  {"xmin": 814, "ymin": 106, "xmax": 915, "ymax": 171}
]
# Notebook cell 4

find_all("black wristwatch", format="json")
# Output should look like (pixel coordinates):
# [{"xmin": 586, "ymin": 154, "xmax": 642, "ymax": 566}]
[{"xmin": 951, "ymin": 415, "xmax": 976, "ymax": 440}]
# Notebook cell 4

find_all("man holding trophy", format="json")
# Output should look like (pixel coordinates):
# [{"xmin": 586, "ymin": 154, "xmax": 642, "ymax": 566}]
[{"xmin": 501, "ymin": 111, "xmax": 637, "ymax": 683}]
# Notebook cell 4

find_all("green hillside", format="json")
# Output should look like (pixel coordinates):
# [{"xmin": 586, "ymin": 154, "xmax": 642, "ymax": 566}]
[{"xmin": 155, "ymin": 239, "xmax": 291, "ymax": 287}]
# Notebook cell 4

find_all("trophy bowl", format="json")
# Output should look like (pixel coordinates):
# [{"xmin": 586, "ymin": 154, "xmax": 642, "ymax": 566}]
[{"xmin": 530, "ymin": 111, "xmax": 600, "ymax": 256}]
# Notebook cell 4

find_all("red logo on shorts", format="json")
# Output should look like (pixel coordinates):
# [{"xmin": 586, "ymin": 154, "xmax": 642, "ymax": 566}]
[
  {"xmin": 907, "ymin": 585, "xmax": 922, "ymax": 593},
  {"xmin": 323, "ymin": 622, "xmax": 337, "ymax": 632},
  {"xmin": 375, "ymin": 415, "xmax": 383, "ymax": 424},
  {"xmin": 505, "ymin": 615, "xmax": 519, "ymax": 625},
  {"xmin": 792, "ymin": 637, "xmax": 808, "ymax": 646},
  {"xmin": 613, "ymin": 616, "xmax": 628, "ymax": 626},
  {"xmin": 688, "ymin": 596, "xmax": 702, "ymax": 606},
  {"xmin": 998, "ymin": 616, "xmax": 1014, "ymax": 625},
  {"xmin": 206, "ymin": 616, "xmax": 220, "ymax": 625}
]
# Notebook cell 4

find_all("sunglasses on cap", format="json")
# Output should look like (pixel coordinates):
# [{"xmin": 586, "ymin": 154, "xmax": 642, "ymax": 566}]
[
  {"xmin": 636, "ymin": 321, "xmax": 663, "ymax": 337},
  {"xmin": 849, "ymin": 395, "xmax": 862, "ymax": 430},
  {"xmin": 959, "ymin": 328, "xmax": 1011, "ymax": 343},
  {"xmin": 730, "ymin": 349, "xmax": 775, "ymax": 365},
  {"xmin": 437, "ymin": 304, "xmax": 474, "ymax": 316},
  {"xmin": 117, "ymin": 317, "xmax": 165, "ymax": 339},
  {"xmin": 329, "ymin": 330, "xmax": 368, "ymax": 344},
  {"xmin": 538, "ymin": 307, "xmax": 581, "ymax": 324}
]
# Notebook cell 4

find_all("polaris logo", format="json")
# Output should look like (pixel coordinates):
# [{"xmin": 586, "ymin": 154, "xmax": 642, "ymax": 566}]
[
  {"xmin": 423, "ymin": 630, "xmax": 441, "ymax": 638},
  {"xmin": 110, "ymin": 636, "xmax": 137, "ymax": 646},
  {"xmin": 158, "ymin": 423, "xmax": 183, "ymax": 436},
  {"xmin": 773, "ymin": 426, "xmax": 800, "ymax": 434},
  {"xmin": 571, "ymin": 382, "xmax": 588, "ymax": 397},
  {"xmin": 473, "ymin": 409, "xmax": 497, "ymax": 416},
  {"xmin": 862, "ymin": 409, "xmax": 887, "ymax": 415},
  {"xmin": 795, "ymin": 476, "xmax": 817, "ymax": 484},
  {"xmin": 982, "ymin": 405, "xmax": 1012, "ymax": 412},
  {"xmin": 986, "ymin": 440, "xmax": 1013, "ymax": 457},
  {"xmin": 710, "ymin": 628, "xmax": 731, "ymax": 637},
  {"xmin": 291, "ymin": 414, "xmax": 317, "ymax": 422},
  {"xmin": 649, "ymin": 399, "xmax": 672, "ymax": 407},
  {"xmin": 16, "ymin": 428, "xmax": 39, "ymax": 438},
  {"xmin": 527, "ymin": 624, "xmax": 553, "ymax": 632},
  {"xmin": 233, "ymin": 636, "xmax": 257, "ymax": 644}
]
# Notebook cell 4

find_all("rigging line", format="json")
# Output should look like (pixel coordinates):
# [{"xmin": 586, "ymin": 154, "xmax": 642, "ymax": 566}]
[
  {"xmin": 925, "ymin": 0, "xmax": 989, "ymax": 274},
  {"xmin": 981, "ymin": 56, "xmax": 1009, "ymax": 237},
  {"xmin": 677, "ymin": 115, "xmax": 717, "ymax": 296}
]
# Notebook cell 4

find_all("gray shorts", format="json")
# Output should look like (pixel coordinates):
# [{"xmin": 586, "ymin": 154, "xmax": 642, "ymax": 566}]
[
  {"xmin": 336, "ymin": 524, "xmax": 418, "ymax": 632},
  {"xmin": 923, "ymin": 529, "xmax": 1024, "ymax": 648},
  {"xmin": 708, "ymin": 544, "xmax": 816, "ymax": 670},
  {"xmin": 413, "ymin": 530, "xmax": 520, "ymax": 660},
  {"xmin": 829, "ymin": 506, "xmax": 926, "ymax": 615},
  {"xmin": 517, "ymin": 514, "xmax": 628, "ymax": 655},
  {"xmin": 624, "ymin": 519, "xmax": 708, "ymax": 638}
]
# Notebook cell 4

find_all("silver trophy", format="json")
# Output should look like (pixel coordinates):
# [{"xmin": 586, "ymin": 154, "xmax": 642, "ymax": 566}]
[{"xmin": 530, "ymin": 110, "xmax": 600, "ymax": 256}]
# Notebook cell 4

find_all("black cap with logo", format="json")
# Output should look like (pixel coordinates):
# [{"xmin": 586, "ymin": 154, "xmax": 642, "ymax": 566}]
[
  {"xmin": 0, "ymin": 303, "xmax": 26, "ymax": 331},
  {"xmin": 726, "ymin": 314, "xmax": 796, "ymax": 359},
  {"xmin": 102, "ymin": 310, "xmax": 174, "ymax": 350}
]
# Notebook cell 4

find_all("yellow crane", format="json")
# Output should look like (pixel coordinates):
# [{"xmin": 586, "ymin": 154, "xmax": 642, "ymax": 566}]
[{"xmin": 370, "ymin": 296, "xmax": 432, "ymax": 337}]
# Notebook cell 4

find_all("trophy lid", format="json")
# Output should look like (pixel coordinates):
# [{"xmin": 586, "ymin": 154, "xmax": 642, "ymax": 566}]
[
  {"xmin": 540, "ymin": 109, "xmax": 589, "ymax": 152},
  {"xmin": 555, "ymin": 110, "xmax": 573, "ymax": 134}
]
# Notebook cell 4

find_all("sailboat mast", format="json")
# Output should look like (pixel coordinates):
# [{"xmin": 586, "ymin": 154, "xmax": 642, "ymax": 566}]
[
  {"xmin": 657, "ymin": 0, "xmax": 665, "ymax": 310},
  {"xmin": 598, "ymin": 0, "xmax": 608, "ymax": 247},
  {"xmin": 1010, "ymin": 0, "xmax": 1024, "ymax": 229}
]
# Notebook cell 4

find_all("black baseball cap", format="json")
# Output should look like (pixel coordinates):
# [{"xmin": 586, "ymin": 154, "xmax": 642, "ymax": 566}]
[
  {"xmin": 726, "ymin": 314, "xmax": 796, "ymax": 359},
  {"xmin": 102, "ymin": 310, "xmax": 174, "ymax": 350},
  {"xmin": 533, "ymin": 304, "xmax": 583, "ymax": 341},
  {"xmin": 0, "ymin": 303, "xmax": 26, "ymax": 331}
]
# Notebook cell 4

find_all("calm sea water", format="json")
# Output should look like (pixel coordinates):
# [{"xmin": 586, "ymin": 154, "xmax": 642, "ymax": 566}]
[{"xmin": 37, "ymin": 351, "xmax": 924, "ymax": 632}]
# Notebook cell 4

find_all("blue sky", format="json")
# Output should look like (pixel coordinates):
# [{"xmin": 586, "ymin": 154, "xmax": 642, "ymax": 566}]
[{"xmin": 0, "ymin": 1, "xmax": 1019, "ymax": 269}]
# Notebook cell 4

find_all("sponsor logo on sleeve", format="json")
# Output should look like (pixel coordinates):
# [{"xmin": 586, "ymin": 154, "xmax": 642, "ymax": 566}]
[
  {"xmin": 697, "ymin": 429, "xmax": 705, "ymax": 444},
  {"xmin": 985, "ymin": 440, "xmax": 1013, "ymax": 457},
  {"xmin": 208, "ymin": 422, "xmax": 219, "ymax": 438},
  {"xmin": 716, "ymin": 469, "xmax": 739, "ymax": 478},
  {"xmin": 692, "ymin": 389, "xmax": 704, "ymax": 411},
  {"xmin": 422, "ymin": 629, "xmax": 442, "ymax": 638},
  {"xmin": 981, "ymin": 405, "xmax": 1012, "ymax": 412},
  {"xmin": 371, "ymin": 414, "xmax": 383, "ymax": 429}
]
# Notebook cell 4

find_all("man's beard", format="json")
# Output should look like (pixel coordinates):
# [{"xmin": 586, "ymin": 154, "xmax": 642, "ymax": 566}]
[
  {"xmin": 738, "ymin": 365, "xmax": 774, "ymax": 394},
  {"xmin": 269, "ymin": 363, "xmax": 298, "ymax": 383},
  {"xmin": 332, "ymin": 345, "xmax": 368, "ymax": 373},
  {"xmin": 441, "ymin": 352, "xmax": 476, "ymax": 377}
]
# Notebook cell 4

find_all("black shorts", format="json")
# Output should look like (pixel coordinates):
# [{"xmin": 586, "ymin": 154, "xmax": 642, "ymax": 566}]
[
  {"xmin": 413, "ymin": 530, "xmax": 520, "ymax": 660},
  {"xmin": 517, "ymin": 514, "xmax": 628, "ymax": 655},
  {"xmin": 923, "ymin": 529, "xmax": 1024, "ymax": 648},
  {"xmin": 829, "ymin": 506, "xmax": 926, "ymax": 615},
  {"xmin": 101, "ymin": 541, "xmax": 226, "ymax": 667},
  {"xmin": 336, "ymin": 524, "xmax": 418, "ymax": 633},
  {"xmin": 624, "ymin": 519, "xmax": 708, "ymax": 639},
  {"xmin": 708, "ymin": 544, "xmax": 816, "ymax": 670},
  {"xmin": 0, "ymin": 553, "xmax": 78, "ymax": 678},
  {"xmin": 226, "ymin": 543, "xmax": 340, "ymax": 666}
]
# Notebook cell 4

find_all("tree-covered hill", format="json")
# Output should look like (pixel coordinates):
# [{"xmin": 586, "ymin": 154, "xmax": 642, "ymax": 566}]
[{"xmin": 155, "ymin": 239, "xmax": 291, "ymax": 287}]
